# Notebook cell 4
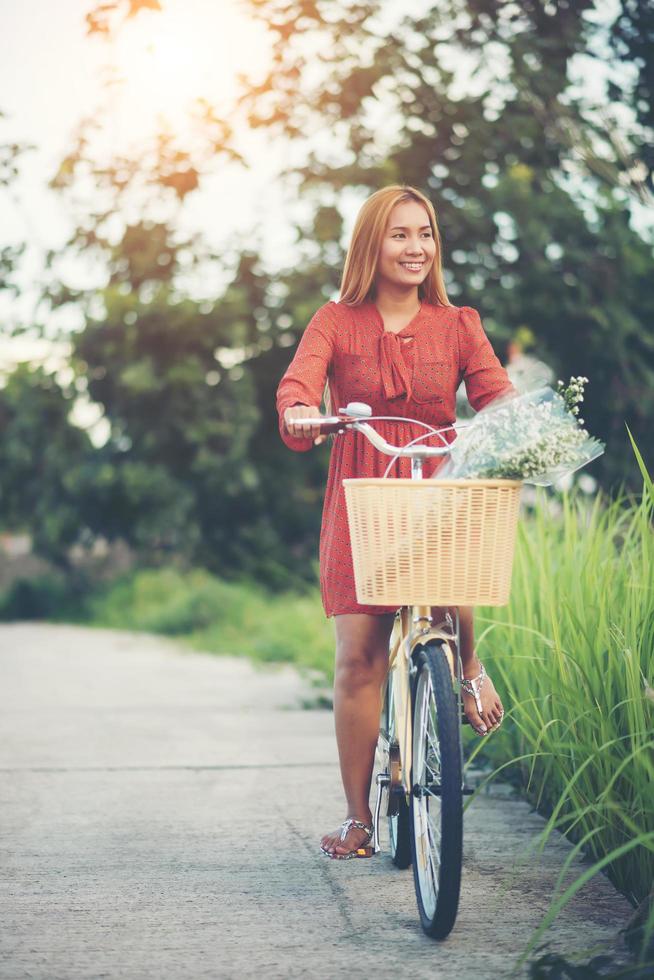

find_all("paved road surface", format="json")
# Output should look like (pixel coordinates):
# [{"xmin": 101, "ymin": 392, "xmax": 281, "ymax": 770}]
[{"xmin": 0, "ymin": 623, "xmax": 635, "ymax": 979}]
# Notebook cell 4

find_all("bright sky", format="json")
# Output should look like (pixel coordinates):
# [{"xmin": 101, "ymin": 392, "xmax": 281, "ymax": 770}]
[{"xmin": 0, "ymin": 0, "xmax": 304, "ymax": 329}]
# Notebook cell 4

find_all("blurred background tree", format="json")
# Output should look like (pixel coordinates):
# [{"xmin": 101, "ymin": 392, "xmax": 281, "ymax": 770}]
[
  {"xmin": 1, "ymin": 0, "xmax": 652, "ymax": 589},
  {"xmin": 0, "ymin": 364, "xmax": 94, "ymax": 568},
  {"xmin": 38, "ymin": 98, "xmax": 315, "ymax": 587}
]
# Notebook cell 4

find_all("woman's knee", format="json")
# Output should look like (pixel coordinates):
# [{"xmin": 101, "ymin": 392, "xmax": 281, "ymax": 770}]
[{"xmin": 334, "ymin": 646, "xmax": 387, "ymax": 691}]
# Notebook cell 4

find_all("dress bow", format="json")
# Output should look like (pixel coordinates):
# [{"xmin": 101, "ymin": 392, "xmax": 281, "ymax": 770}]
[{"xmin": 379, "ymin": 331, "xmax": 413, "ymax": 401}]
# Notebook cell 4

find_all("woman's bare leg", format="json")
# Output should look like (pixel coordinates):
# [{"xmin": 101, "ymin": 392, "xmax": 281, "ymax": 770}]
[
  {"xmin": 320, "ymin": 612, "xmax": 395, "ymax": 856},
  {"xmin": 320, "ymin": 605, "xmax": 505, "ymax": 857},
  {"xmin": 431, "ymin": 604, "xmax": 503, "ymax": 735}
]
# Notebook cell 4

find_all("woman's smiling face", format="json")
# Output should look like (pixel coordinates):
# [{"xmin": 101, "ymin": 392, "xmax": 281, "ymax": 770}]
[{"xmin": 376, "ymin": 199, "xmax": 436, "ymax": 291}]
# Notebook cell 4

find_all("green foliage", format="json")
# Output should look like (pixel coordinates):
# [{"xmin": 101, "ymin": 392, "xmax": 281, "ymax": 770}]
[
  {"xmin": 0, "ymin": 113, "xmax": 34, "ymax": 306},
  {"xmin": 85, "ymin": 566, "xmax": 334, "ymax": 675},
  {"xmin": 465, "ymin": 469, "xmax": 654, "ymax": 963},
  {"xmin": 526, "ymin": 945, "xmax": 652, "ymax": 979},
  {"xmin": 0, "ymin": 365, "xmax": 95, "ymax": 566},
  {"xmin": 0, "ymin": 573, "xmax": 76, "ymax": 621},
  {"xmin": 70, "ymin": 281, "xmax": 327, "ymax": 584}
]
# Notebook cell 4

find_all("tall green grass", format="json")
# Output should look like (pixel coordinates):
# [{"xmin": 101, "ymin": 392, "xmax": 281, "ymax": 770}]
[{"xmin": 472, "ymin": 438, "xmax": 654, "ymax": 968}]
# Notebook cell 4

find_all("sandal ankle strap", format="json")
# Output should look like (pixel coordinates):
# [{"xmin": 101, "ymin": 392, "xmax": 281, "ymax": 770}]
[
  {"xmin": 339, "ymin": 818, "xmax": 373, "ymax": 842},
  {"xmin": 461, "ymin": 661, "xmax": 486, "ymax": 715}
]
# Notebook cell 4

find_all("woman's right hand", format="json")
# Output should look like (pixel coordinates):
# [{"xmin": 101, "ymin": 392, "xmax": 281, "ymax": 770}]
[{"xmin": 283, "ymin": 405, "xmax": 327, "ymax": 446}]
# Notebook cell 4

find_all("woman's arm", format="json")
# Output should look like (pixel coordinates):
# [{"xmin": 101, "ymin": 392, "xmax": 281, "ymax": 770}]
[
  {"xmin": 276, "ymin": 302, "xmax": 336, "ymax": 451},
  {"xmin": 457, "ymin": 306, "xmax": 517, "ymax": 412}
]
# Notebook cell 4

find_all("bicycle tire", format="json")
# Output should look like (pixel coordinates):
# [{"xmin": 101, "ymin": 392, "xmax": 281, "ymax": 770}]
[
  {"xmin": 410, "ymin": 641, "xmax": 463, "ymax": 940},
  {"xmin": 384, "ymin": 670, "xmax": 412, "ymax": 869}
]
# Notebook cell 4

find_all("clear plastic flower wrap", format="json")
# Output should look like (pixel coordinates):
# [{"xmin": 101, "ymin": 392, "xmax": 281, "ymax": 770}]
[{"xmin": 438, "ymin": 384, "xmax": 605, "ymax": 485}]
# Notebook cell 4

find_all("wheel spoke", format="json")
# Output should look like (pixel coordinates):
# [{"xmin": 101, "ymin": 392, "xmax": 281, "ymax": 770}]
[
  {"xmin": 422, "ymin": 808, "xmax": 439, "ymax": 902},
  {"xmin": 426, "ymin": 731, "xmax": 441, "ymax": 767},
  {"xmin": 427, "ymin": 810, "xmax": 441, "ymax": 864},
  {"xmin": 427, "ymin": 831, "xmax": 441, "ymax": 878}
]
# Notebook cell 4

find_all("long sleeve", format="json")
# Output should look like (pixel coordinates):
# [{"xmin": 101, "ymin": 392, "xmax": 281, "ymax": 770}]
[
  {"xmin": 457, "ymin": 306, "xmax": 516, "ymax": 412},
  {"xmin": 276, "ymin": 302, "xmax": 337, "ymax": 452}
]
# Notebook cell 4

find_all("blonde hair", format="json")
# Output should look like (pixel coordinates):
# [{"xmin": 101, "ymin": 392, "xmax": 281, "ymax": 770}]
[
  {"xmin": 323, "ymin": 185, "xmax": 451, "ymax": 416},
  {"xmin": 339, "ymin": 185, "xmax": 451, "ymax": 306}
]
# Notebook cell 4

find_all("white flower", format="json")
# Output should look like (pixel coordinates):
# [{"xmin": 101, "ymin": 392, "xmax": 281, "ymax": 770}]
[{"xmin": 442, "ymin": 381, "xmax": 604, "ymax": 483}]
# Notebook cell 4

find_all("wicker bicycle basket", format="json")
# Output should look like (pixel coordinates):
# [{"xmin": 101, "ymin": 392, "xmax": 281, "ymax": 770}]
[{"xmin": 343, "ymin": 478, "xmax": 523, "ymax": 607}]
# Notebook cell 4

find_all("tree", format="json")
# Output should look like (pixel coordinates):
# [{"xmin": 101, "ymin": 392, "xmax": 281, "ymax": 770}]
[
  {"xmin": 0, "ymin": 111, "xmax": 35, "ymax": 322},
  {"xmin": 40, "ymin": 51, "xmax": 325, "ymax": 585},
  {"xmin": 0, "ymin": 366, "xmax": 94, "ymax": 567}
]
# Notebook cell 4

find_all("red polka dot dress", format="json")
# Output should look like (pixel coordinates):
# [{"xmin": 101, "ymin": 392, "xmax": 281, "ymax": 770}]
[{"xmin": 276, "ymin": 300, "xmax": 516, "ymax": 618}]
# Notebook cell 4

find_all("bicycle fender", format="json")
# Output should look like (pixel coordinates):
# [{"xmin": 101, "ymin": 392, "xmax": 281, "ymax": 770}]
[{"xmin": 409, "ymin": 630, "xmax": 457, "ymax": 683}]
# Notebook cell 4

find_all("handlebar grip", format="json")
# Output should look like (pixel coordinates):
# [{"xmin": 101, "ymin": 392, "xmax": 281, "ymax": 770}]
[
  {"xmin": 317, "ymin": 418, "xmax": 351, "ymax": 434},
  {"xmin": 288, "ymin": 416, "xmax": 350, "ymax": 434}
]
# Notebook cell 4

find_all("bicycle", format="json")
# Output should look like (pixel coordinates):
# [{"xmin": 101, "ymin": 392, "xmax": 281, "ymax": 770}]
[{"xmin": 295, "ymin": 400, "xmax": 522, "ymax": 941}]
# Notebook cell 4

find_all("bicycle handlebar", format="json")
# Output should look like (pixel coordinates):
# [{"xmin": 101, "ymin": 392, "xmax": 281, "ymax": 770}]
[{"xmin": 287, "ymin": 402, "xmax": 457, "ymax": 459}]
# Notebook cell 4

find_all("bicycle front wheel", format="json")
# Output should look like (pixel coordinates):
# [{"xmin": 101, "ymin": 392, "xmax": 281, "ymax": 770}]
[{"xmin": 410, "ymin": 641, "xmax": 463, "ymax": 940}]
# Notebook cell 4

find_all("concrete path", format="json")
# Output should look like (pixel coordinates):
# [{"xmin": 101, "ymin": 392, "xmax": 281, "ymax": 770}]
[{"xmin": 0, "ymin": 623, "xmax": 635, "ymax": 980}]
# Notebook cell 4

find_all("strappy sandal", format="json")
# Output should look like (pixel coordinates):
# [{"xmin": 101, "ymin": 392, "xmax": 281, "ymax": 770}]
[
  {"xmin": 461, "ymin": 661, "xmax": 504, "ymax": 737},
  {"xmin": 320, "ymin": 818, "xmax": 375, "ymax": 860}
]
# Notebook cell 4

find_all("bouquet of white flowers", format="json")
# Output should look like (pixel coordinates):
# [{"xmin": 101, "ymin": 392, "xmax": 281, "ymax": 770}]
[{"xmin": 438, "ymin": 377, "xmax": 605, "ymax": 485}]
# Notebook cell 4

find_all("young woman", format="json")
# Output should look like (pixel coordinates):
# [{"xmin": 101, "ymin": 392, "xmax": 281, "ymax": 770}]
[{"xmin": 276, "ymin": 185, "xmax": 515, "ymax": 860}]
